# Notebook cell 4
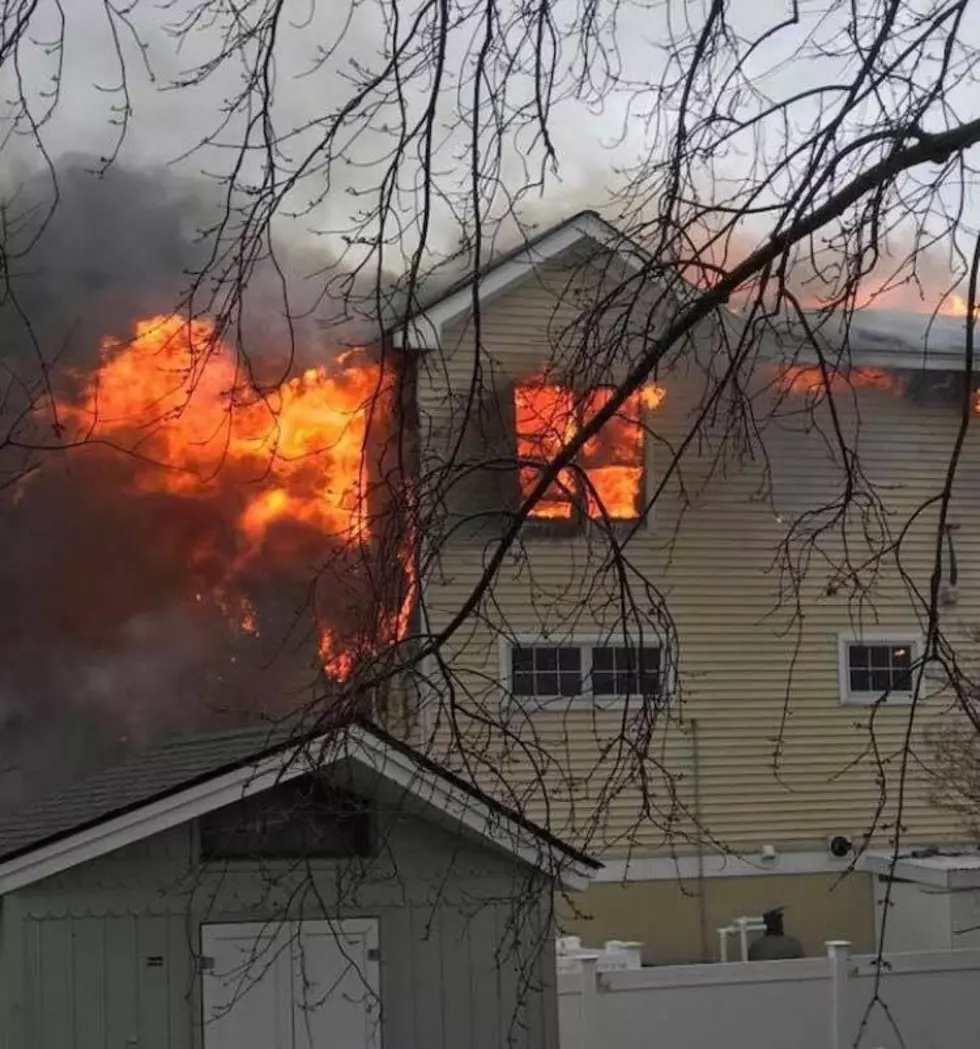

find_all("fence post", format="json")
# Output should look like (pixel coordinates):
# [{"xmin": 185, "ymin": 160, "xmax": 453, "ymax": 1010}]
[
  {"xmin": 578, "ymin": 953, "xmax": 600, "ymax": 1049},
  {"xmin": 826, "ymin": 940, "xmax": 851, "ymax": 1049}
]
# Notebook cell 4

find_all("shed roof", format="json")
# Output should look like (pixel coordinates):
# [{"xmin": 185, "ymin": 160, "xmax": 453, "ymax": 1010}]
[
  {"xmin": 860, "ymin": 848, "xmax": 980, "ymax": 889},
  {"xmin": 0, "ymin": 715, "xmax": 599, "ymax": 895}
]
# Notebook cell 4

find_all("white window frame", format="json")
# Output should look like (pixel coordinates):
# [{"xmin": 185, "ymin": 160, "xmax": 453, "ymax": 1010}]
[
  {"xmin": 500, "ymin": 634, "xmax": 671, "ymax": 710},
  {"xmin": 837, "ymin": 631, "xmax": 923, "ymax": 707}
]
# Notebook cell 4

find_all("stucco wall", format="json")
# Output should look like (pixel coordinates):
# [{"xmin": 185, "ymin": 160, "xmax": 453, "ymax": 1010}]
[{"xmin": 3, "ymin": 808, "xmax": 559, "ymax": 1049}]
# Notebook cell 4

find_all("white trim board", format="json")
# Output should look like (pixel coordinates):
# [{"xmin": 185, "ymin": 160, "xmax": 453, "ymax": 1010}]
[
  {"xmin": 0, "ymin": 725, "xmax": 597, "ymax": 896},
  {"xmin": 593, "ymin": 843, "xmax": 980, "ymax": 883},
  {"xmin": 594, "ymin": 851, "xmax": 865, "ymax": 883},
  {"xmin": 392, "ymin": 212, "xmax": 647, "ymax": 350}
]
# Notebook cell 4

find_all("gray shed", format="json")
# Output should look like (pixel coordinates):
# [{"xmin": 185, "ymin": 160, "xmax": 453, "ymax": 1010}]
[{"xmin": 0, "ymin": 717, "xmax": 598, "ymax": 1049}]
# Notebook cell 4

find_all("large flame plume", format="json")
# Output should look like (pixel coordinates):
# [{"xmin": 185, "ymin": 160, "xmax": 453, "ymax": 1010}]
[
  {"xmin": 53, "ymin": 313, "xmax": 413, "ymax": 680},
  {"xmin": 514, "ymin": 379, "xmax": 665, "ymax": 521}
]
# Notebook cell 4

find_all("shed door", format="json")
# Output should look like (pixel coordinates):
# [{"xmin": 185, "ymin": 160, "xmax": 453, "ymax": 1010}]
[{"xmin": 201, "ymin": 920, "xmax": 380, "ymax": 1049}]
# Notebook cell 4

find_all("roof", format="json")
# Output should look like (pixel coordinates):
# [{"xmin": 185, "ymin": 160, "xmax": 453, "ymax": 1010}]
[
  {"xmin": 0, "ymin": 720, "xmax": 302, "ymax": 864},
  {"xmin": 393, "ymin": 208, "xmax": 975, "ymax": 369},
  {"xmin": 768, "ymin": 308, "xmax": 976, "ymax": 372},
  {"xmin": 860, "ymin": 848, "xmax": 980, "ymax": 889},
  {"xmin": 0, "ymin": 715, "xmax": 599, "ymax": 895},
  {"xmin": 391, "ymin": 210, "xmax": 648, "ymax": 350}
]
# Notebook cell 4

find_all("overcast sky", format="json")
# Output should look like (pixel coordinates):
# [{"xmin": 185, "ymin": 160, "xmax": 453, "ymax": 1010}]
[{"xmin": 3, "ymin": 0, "xmax": 980, "ymax": 292}]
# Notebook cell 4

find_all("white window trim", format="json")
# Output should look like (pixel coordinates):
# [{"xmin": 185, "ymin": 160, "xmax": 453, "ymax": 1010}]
[
  {"xmin": 837, "ymin": 631, "xmax": 924, "ymax": 707},
  {"xmin": 500, "ymin": 633, "xmax": 672, "ymax": 711}
]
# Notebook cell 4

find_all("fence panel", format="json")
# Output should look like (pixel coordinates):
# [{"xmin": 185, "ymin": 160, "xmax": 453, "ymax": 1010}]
[
  {"xmin": 844, "ymin": 951, "xmax": 980, "ymax": 1049},
  {"xmin": 559, "ymin": 944, "xmax": 980, "ymax": 1049}
]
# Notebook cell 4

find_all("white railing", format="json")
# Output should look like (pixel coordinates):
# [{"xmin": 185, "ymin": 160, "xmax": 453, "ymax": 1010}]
[{"xmin": 558, "ymin": 941, "xmax": 980, "ymax": 1049}]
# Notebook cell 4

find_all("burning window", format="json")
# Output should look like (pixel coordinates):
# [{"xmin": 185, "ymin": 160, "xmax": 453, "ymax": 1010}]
[
  {"xmin": 513, "ymin": 381, "xmax": 665, "ymax": 523},
  {"xmin": 777, "ymin": 365, "xmax": 904, "ymax": 397}
]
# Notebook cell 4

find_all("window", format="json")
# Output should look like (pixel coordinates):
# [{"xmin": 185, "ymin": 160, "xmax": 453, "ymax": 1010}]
[
  {"xmin": 592, "ymin": 645, "xmax": 661, "ymax": 698},
  {"xmin": 508, "ymin": 641, "xmax": 664, "ymax": 706},
  {"xmin": 199, "ymin": 776, "xmax": 373, "ymax": 861},
  {"xmin": 838, "ymin": 636, "xmax": 917, "ymax": 705},
  {"xmin": 513, "ymin": 382, "xmax": 664, "ymax": 524},
  {"xmin": 510, "ymin": 644, "xmax": 583, "ymax": 698}
]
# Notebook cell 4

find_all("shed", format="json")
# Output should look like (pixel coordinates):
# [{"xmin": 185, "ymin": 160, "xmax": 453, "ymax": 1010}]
[
  {"xmin": 0, "ymin": 717, "xmax": 598, "ymax": 1049},
  {"xmin": 862, "ymin": 848, "xmax": 980, "ymax": 953}
]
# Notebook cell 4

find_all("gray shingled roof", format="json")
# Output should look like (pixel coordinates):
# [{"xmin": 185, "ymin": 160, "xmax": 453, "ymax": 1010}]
[
  {"xmin": 0, "ymin": 718, "xmax": 600, "ymax": 872},
  {"xmin": 0, "ymin": 722, "xmax": 307, "ymax": 864}
]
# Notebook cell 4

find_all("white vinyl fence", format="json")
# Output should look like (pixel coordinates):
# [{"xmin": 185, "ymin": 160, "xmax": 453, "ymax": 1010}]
[{"xmin": 558, "ymin": 942, "xmax": 980, "ymax": 1049}]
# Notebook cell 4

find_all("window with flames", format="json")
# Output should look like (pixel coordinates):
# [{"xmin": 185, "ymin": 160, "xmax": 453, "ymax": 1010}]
[
  {"xmin": 513, "ymin": 381, "xmax": 665, "ymax": 524},
  {"xmin": 446, "ymin": 374, "xmax": 665, "ymax": 532}
]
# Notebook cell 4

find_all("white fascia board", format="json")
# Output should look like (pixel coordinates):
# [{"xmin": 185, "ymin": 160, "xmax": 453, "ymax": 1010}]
[
  {"xmin": 596, "ymin": 845, "xmax": 980, "ymax": 884},
  {"xmin": 0, "ymin": 728, "xmax": 596, "ymax": 896},
  {"xmin": 393, "ymin": 214, "xmax": 647, "ymax": 351},
  {"xmin": 597, "ymin": 851, "xmax": 861, "ymax": 882}
]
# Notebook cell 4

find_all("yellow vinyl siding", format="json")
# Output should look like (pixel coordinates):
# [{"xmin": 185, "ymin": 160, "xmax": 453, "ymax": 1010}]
[{"xmin": 415, "ymin": 246, "xmax": 976, "ymax": 857}]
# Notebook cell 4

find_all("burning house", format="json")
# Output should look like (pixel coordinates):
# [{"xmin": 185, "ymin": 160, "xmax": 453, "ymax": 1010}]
[
  {"xmin": 396, "ymin": 210, "xmax": 980, "ymax": 966},
  {"xmin": 3, "ymin": 175, "xmax": 980, "ymax": 974},
  {"xmin": 0, "ymin": 163, "xmax": 416, "ymax": 809}
]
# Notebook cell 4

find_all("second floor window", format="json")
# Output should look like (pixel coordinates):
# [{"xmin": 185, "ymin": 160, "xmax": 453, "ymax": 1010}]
[
  {"xmin": 513, "ymin": 382, "xmax": 664, "ymax": 524},
  {"xmin": 509, "ymin": 641, "xmax": 664, "ymax": 705}
]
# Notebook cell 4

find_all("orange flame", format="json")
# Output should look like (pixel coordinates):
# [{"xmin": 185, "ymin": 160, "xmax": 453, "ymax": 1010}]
[
  {"xmin": 57, "ymin": 313, "xmax": 411, "ymax": 677},
  {"xmin": 514, "ymin": 380, "xmax": 665, "ymax": 521},
  {"xmin": 777, "ymin": 365, "xmax": 905, "ymax": 397}
]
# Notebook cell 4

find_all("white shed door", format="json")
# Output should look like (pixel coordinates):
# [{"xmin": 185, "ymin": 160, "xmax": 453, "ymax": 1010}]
[{"xmin": 201, "ymin": 920, "xmax": 380, "ymax": 1049}]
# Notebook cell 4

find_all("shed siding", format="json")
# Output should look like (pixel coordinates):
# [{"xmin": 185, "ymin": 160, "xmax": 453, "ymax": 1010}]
[
  {"xmin": 415, "ymin": 250, "xmax": 977, "ymax": 856},
  {"xmin": 7, "ymin": 816, "xmax": 558, "ymax": 1049}
]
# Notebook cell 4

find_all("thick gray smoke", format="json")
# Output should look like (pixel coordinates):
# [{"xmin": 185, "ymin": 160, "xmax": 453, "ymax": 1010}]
[{"xmin": 0, "ymin": 158, "xmax": 382, "ymax": 811}]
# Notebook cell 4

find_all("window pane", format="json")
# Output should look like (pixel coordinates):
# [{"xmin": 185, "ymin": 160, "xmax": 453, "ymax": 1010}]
[
  {"xmin": 870, "ymin": 668, "xmax": 891, "ymax": 692},
  {"xmin": 558, "ymin": 647, "xmax": 582, "ymax": 671},
  {"xmin": 593, "ymin": 670, "xmax": 615, "ymax": 695},
  {"xmin": 849, "ymin": 645, "xmax": 869, "ymax": 667},
  {"xmin": 850, "ymin": 668, "xmax": 870, "ymax": 692},
  {"xmin": 559, "ymin": 672, "xmax": 582, "ymax": 696},
  {"xmin": 592, "ymin": 647, "xmax": 613, "ymax": 671},
  {"xmin": 612, "ymin": 671, "xmax": 637, "ymax": 696},
  {"xmin": 511, "ymin": 648, "xmax": 533, "ymax": 673},
  {"xmin": 536, "ymin": 647, "xmax": 558, "ymax": 671},
  {"xmin": 892, "ymin": 669, "xmax": 912, "ymax": 691},
  {"xmin": 512, "ymin": 672, "xmax": 534, "ymax": 696},
  {"xmin": 892, "ymin": 646, "xmax": 911, "ymax": 671},
  {"xmin": 537, "ymin": 671, "xmax": 559, "ymax": 696},
  {"xmin": 640, "ymin": 648, "xmax": 661, "ymax": 672},
  {"xmin": 869, "ymin": 646, "xmax": 892, "ymax": 669}
]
